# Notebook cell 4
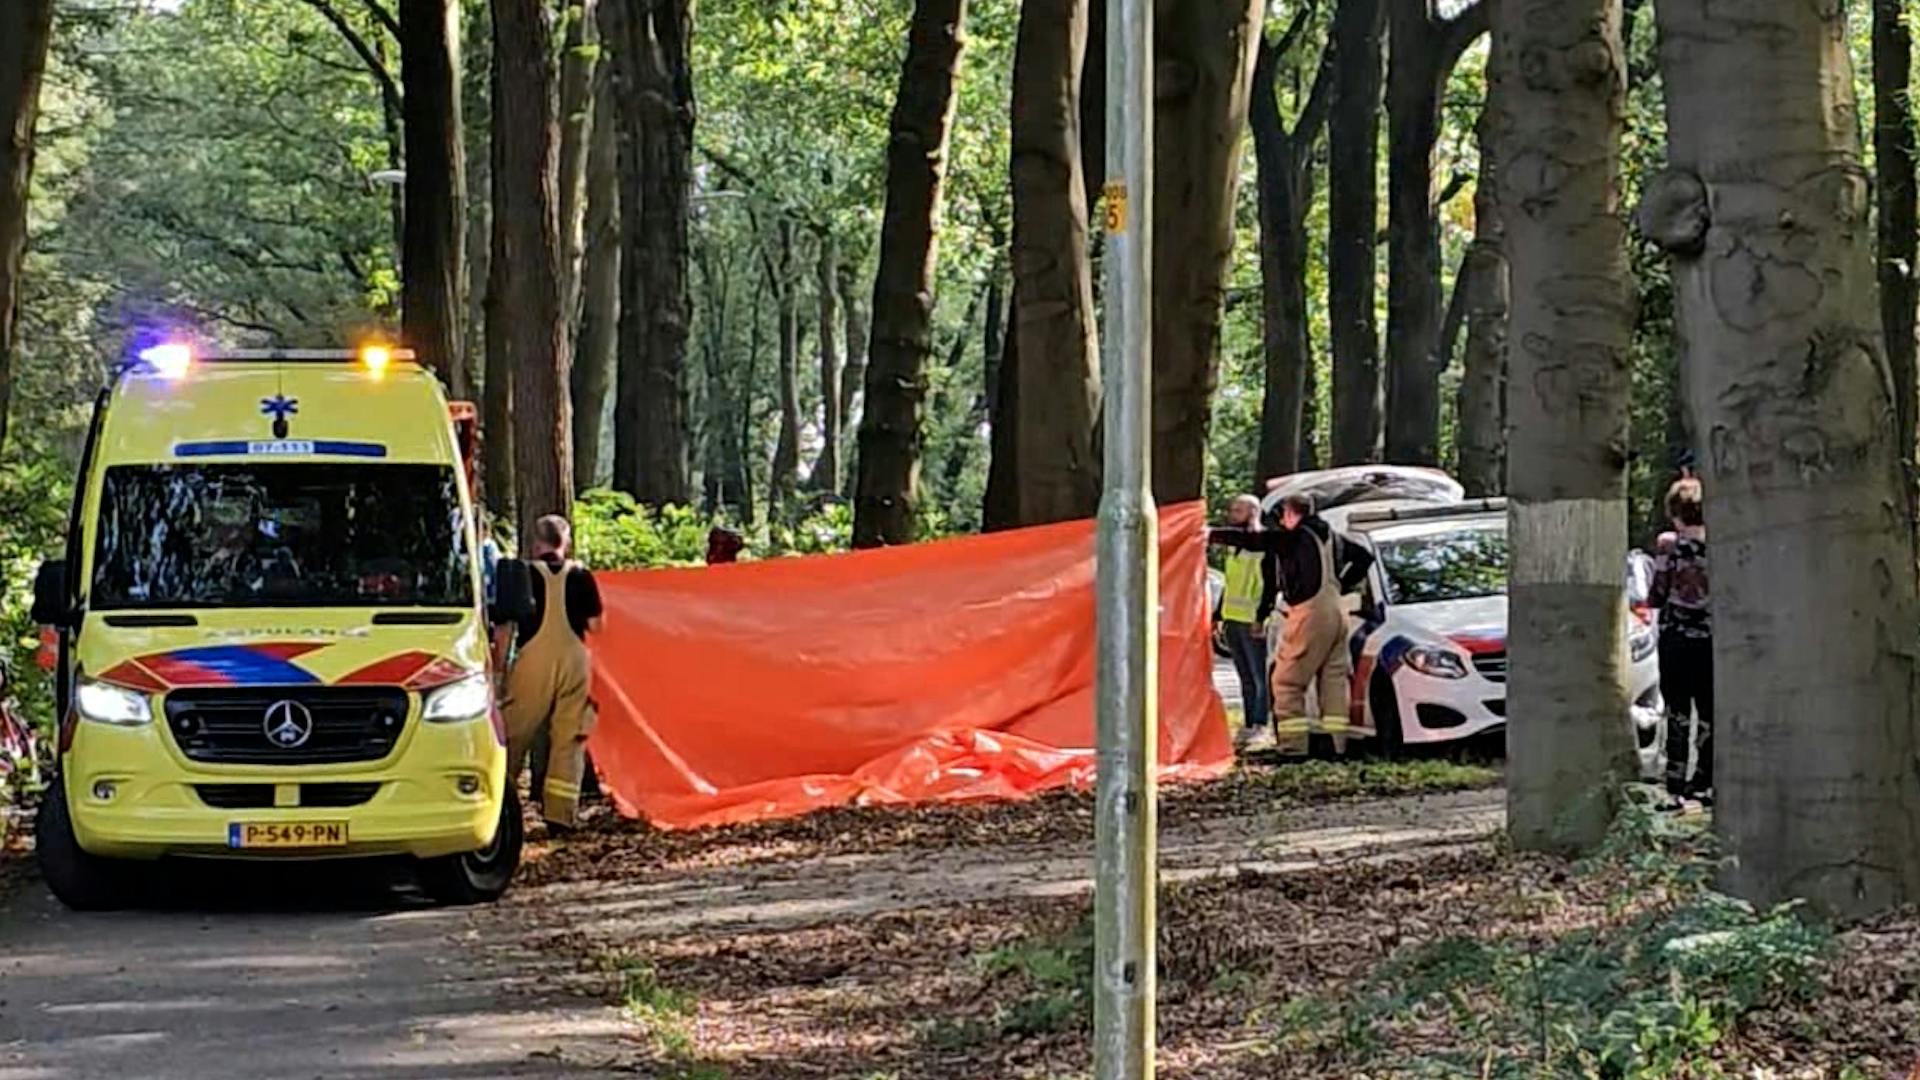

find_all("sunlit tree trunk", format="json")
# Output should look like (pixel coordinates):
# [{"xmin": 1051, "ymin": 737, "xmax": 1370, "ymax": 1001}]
[
  {"xmin": 492, "ymin": 0, "xmax": 574, "ymax": 539},
  {"xmin": 766, "ymin": 217, "xmax": 802, "ymax": 512},
  {"xmin": 555, "ymin": 0, "xmax": 599, "ymax": 341},
  {"xmin": 839, "ymin": 259, "xmax": 868, "ymax": 438},
  {"xmin": 0, "ymin": 0, "xmax": 53, "ymax": 455},
  {"xmin": 1328, "ymin": 0, "xmax": 1385, "ymax": 465},
  {"xmin": 1151, "ymin": 0, "xmax": 1264, "ymax": 503},
  {"xmin": 1384, "ymin": 0, "xmax": 1485, "ymax": 466},
  {"xmin": 853, "ymin": 0, "xmax": 968, "ymax": 547},
  {"xmin": 483, "ymin": 57, "xmax": 515, "ymax": 517},
  {"xmin": 1646, "ymin": 0, "xmax": 1920, "ymax": 918},
  {"xmin": 812, "ymin": 229, "xmax": 842, "ymax": 492},
  {"xmin": 572, "ymin": 64, "xmax": 620, "ymax": 492},
  {"xmin": 1000, "ymin": 0, "xmax": 1100, "ymax": 526},
  {"xmin": 398, "ymin": 0, "xmax": 468, "ymax": 393}
]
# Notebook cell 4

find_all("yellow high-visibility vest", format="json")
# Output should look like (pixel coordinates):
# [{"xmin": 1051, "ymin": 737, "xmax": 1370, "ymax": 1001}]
[{"xmin": 1220, "ymin": 549, "xmax": 1264, "ymax": 624}]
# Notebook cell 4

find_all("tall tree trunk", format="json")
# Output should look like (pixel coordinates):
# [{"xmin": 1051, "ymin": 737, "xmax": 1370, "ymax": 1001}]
[
  {"xmin": 1004, "ymin": 0, "xmax": 1101, "ymax": 525},
  {"xmin": 400, "ymin": 0, "xmax": 469, "ymax": 393},
  {"xmin": 1454, "ymin": 109, "xmax": 1507, "ymax": 497},
  {"xmin": 1151, "ymin": 0, "xmax": 1265, "ymax": 504},
  {"xmin": 838, "ymin": 260, "xmax": 868, "ymax": 441},
  {"xmin": 555, "ymin": 0, "xmax": 600, "ymax": 339},
  {"xmin": 1384, "ymin": 0, "xmax": 1486, "ymax": 466},
  {"xmin": 1328, "ymin": 0, "xmax": 1385, "ymax": 465},
  {"xmin": 1496, "ymin": 0, "xmax": 1635, "ymax": 854},
  {"xmin": 0, "ymin": 0, "xmax": 52, "ymax": 457},
  {"xmin": 573, "ymin": 65, "xmax": 620, "ymax": 492},
  {"xmin": 1646, "ymin": 0, "xmax": 1920, "ymax": 918},
  {"xmin": 1250, "ymin": 20, "xmax": 1334, "ymax": 485},
  {"xmin": 767, "ymin": 218, "xmax": 802, "ymax": 511},
  {"xmin": 609, "ymin": 0, "xmax": 694, "ymax": 506},
  {"xmin": 1875, "ymin": 0, "xmax": 1917, "ymax": 471},
  {"xmin": 852, "ymin": 0, "xmax": 968, "ymax": 547},
  {"xmin": 492, "ymin": 0, "xmax": 574, "ymax": 540},
  {"xmin": 482, "ymin": 57, "xmax": 515, "ymax": 517},
  {"xmin": 983, "ymin": 296, "xmax": 1022, "ymax": 530},
  {"xmin": 461, "ymin": 5, "xmax": 492, "ymax": 403},
  {"xmin": 812, "ymin": 229, "xmax": 842, "ymax": 492}
]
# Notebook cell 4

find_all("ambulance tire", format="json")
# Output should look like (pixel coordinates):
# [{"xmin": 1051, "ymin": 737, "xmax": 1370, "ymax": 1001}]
[
  {"xmin": 1369, "ymin": 673, "xmax": 1406, "ymax": 759},
  {"xmin": 37, "ymin": 777, "xmax": 131, "ymax": 911},
  {"xmin": 420, "ymin": 789, "xmax": 524, "ymax": 905}
]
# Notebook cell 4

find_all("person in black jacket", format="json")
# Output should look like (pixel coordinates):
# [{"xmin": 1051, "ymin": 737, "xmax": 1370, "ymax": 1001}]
[{"xmin": 1210, "ymin": 494, "xmax": 1374, "ymax": 755}]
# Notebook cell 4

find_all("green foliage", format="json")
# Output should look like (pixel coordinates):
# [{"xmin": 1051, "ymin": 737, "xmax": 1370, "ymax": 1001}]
[
  {"xmin": 1265, "ymin": 803, "xmax": 1836, "ymax": 1078},
  {"xmin": 1246, "ymin": 758, "xmax": 1501, "ymax": 802},
  {"xmin": 977, "ymin": 918, "xmax": 1095, "ymax": 1038},
  {"xmin": 571, "ymin": 488, "xmax": 858, "ymax": 571},
  {"xmin": 597, "ymin": 950, "xmax": 725, "ymax": 1078}
]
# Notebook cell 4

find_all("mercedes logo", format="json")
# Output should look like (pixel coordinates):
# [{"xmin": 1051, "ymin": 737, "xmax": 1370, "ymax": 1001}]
[{"xmin": 263, "ymin": 700, "xmax": 315, "ymax": 749}]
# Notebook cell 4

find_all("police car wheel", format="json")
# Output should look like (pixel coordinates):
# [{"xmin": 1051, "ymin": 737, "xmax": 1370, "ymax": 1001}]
[
  {"xmin": 1369, "ymin": 674, "xmax": 1405, "ymax": 758},
  {"xmin": 420, "ymin": 789, "xmax": 524, "ymax": 905},
  {"xmin": 37, "ymin": 776, "xmax": 131, "ymax": 911}
]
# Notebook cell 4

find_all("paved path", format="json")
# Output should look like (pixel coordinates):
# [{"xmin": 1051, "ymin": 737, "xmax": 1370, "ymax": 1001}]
[{"xmin": 0, "ymin": 865, "xmax": 625, "ymax": 1080}]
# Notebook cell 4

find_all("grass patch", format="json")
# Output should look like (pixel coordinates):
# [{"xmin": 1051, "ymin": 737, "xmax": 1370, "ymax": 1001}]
[
  {"xmin": 595, "ymin": 950, "xmax": 726, "ymax": 1079},
  {"xmin": 975, "ymin": 918, "xmax": 1095, "ymax": 1038},
  {"xmin": 1245, "ymin": 757, "xmax": 1500, "ymax": 802}
]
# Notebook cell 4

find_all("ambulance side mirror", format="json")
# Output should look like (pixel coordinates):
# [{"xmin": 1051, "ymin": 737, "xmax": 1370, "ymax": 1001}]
[
  {"xmin": 31, "ymin": 559, "xmax": 73, "ymax": 628},
  {"xmin": 491, "ymin": 558, "xmax": 536, "ymax": 625}
]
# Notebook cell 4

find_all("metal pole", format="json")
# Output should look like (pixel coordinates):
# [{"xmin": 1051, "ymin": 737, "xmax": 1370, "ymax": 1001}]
[{"xmin": 1093, "ymin": 0, "xmax": 1154, "ymax": 1074}]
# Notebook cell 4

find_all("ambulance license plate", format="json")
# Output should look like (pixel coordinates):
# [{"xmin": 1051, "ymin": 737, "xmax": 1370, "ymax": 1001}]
[{"xmin": 227, "ymin": 821, "xmax": 349, "ymax": 849}]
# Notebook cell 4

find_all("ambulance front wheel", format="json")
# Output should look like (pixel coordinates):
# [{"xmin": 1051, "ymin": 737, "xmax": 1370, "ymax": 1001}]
[
  {"xmin": 420, "ymin": 789, "xmax": 523, "ymax": 905},
  {"xmin": 38, "ymin": 776, "xmax": 132, "ymax": 911}
]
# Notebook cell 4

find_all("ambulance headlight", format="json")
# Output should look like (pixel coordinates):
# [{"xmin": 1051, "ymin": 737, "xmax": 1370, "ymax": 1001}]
[
  {"xmin": 75, "ymin": 679, "xmax": 153, "ymax": 726},
  {"xmin": 422, "ymin": 674, "xmax": 491, "ymax": 723}
]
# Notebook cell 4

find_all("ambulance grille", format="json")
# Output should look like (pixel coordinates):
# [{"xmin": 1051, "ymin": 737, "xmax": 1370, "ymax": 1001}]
[{"xmin": 164, "ymin": 687, "xmax": 410, "ymax": 765}]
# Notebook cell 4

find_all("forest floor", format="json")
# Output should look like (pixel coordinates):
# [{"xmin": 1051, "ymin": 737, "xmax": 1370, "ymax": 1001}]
[{"xmin": 486, "ymin": 757, "xmax": 1920, "ymax": 1080}]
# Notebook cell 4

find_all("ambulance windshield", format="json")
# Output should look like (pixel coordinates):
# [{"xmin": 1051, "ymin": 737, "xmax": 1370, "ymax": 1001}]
[{"xmin": 91, "ymin": 463, "xmax": 472, "ymax": 609}]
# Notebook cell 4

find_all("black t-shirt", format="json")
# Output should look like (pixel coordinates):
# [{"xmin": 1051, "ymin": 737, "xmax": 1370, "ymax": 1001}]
[{"xmin": 517, "ymin": 554, "xmax": 605, "ymax": 647}]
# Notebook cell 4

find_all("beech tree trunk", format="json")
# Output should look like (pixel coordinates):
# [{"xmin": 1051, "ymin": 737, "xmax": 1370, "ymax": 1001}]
[
  {"xmin": 0, "ymin": 0, "xmax": 52, "ymax": 457},
  {"xmin": 491, "ymin": 0, "xmax": 574, "ymax": 540},
  {"xmin": 1328, "ymin": 0, "xmax": 1385, "ymax": 465},
  {"xmin": 572, "ymin": 64, "xmax": 620, "ymax": 492},
  {"xmin": 767, "ymin": 218, "xmax": 802, "ymax": 511},
  {"xmin": 1647, "ymin": 0, "xmax": 1920, "ymax": 918},
  {"xmin": 1875, "ymin": 0, "xmax": 1917, "ymax": 469},
  {"xmin": 1251, "ymin": 19, "xmax": 1334, "ymax": 484},
  {"xmin": 1151, "ymin": 0, "xmax": 1265, "ymax": 504},
  {"xmin": 555, "ymin": 0, "xmax": 599, "ymax": 339},
  {"xmin": 853, "ymin": 0, "xmax": 968, "ymax": 548},
  {"xmin": 609, "ymin": 0, "xmax": 694, "ymax": 507},
  {"xmin": 1384, "ymin": 0, "xmax": 1486, "ymax": 466},
  {"xmin": 1454, "ymin": 107, "xmax": 1508, "ymax": 497},
  {"xmin": 1496, "ymin": 0, "xmax": 1635, "ymax": 854},
  {"xmin": 838, "ymin": 259, "xmax": 868, "ymax": 435},
  {"xmin": 813, "ymin": 229, "xmax": 842, "ymax": 492},
  {"xmin": 399, "ymin": 0, "xmax": 468, "ymax": 393},
  {"xmin": 1001, "ymin": 0, "xmax": 1100, "ymax": 526}
]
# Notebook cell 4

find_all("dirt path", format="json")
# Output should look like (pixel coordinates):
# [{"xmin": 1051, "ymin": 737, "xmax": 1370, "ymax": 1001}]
[
  {"xmin": 0, "ymin": 788, "xmax": 1503, "ymax": 1079},
  {"xmin": 514, "ymin": 789, "xmax": 1503, "ymax": 942}
]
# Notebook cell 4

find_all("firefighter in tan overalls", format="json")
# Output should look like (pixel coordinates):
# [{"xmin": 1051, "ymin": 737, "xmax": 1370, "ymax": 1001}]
[
  {"xmin": 1210, "ymin": 493, "xmax": 1374, "ymax": 756},
  {"xmin": 498, "ymin": 514, "xmax": 603, "ymax": 828}
]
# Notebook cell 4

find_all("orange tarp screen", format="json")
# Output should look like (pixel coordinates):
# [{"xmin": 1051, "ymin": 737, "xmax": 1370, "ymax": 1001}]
[{"xmin": 585, "ymin": 502, "xmax": 1231, "ymax": 829}]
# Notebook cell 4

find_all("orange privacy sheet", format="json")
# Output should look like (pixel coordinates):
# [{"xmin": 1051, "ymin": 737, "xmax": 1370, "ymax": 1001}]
[{"xmin": 585, "ymin": 502, "xmax": 1231, "ymax": 829}]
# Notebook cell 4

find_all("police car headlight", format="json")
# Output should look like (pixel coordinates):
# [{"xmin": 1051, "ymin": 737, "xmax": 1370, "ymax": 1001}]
[
  {"xmin": 75, "ymin": 678, "xmax": 153, "ymax": 726},
  {"xmin": 1404, "ymin": 646, "xmax": 1470, "ymax": 680},
  {"xmin": 422, "ymin": 674, "xmax": 492, "ymax": 723}
]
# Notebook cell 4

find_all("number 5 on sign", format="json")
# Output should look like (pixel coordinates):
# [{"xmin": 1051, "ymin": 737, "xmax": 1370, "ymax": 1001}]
[{"xmin": 1103, "ymin": 181, "xmax": 1128, "ymax": 234}]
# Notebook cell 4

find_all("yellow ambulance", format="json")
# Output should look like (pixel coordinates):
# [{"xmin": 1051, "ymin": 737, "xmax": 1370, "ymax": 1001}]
[{"xmin": 30, "ymin": 343, "xmax": 522, "ymax": 908}]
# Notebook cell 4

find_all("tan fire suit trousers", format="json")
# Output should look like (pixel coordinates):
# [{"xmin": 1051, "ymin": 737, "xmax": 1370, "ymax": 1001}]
[{"xmin": 503, "ymin": 561, "xmax": 594, "ymax": 826}]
